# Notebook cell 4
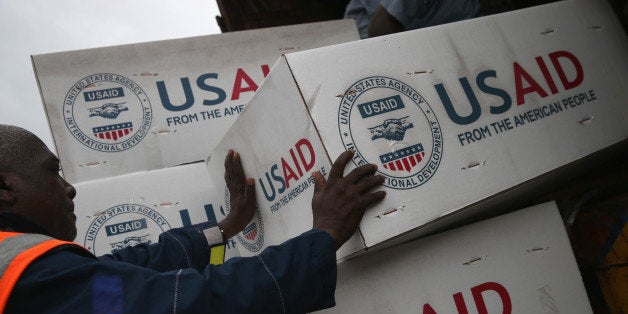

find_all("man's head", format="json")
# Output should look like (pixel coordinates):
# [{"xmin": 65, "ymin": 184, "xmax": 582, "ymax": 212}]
[{"xmin": 0, "ymin": 125, "xmax": 77, "ymax": 241}]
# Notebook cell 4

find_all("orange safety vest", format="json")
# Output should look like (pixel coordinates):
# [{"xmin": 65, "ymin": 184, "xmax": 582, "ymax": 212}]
[{"xmin": 0, "ymin": 231, "xmax": 87, "ymax": 311}]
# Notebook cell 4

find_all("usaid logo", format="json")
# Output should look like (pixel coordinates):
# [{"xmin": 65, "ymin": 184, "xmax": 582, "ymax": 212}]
[
  {"xmin": 63, "ymin": 73, "xmax": 152, "ymax": 152},
  {"xmin": 338, "ymin": 76, "xmax": 443, "ymax": 190},
  {"xmin": 224, "ymin": 188, "xmax": 264, "ymax": 252},
  {"xmin": 83, "ymin": 204, "xmax": 170, "ymax": 255}
]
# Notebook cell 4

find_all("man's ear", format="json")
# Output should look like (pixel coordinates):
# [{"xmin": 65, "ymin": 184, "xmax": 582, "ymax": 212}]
[{"xmin": 0, "ymin": 173, "xmax": 16, "ymax": 206}]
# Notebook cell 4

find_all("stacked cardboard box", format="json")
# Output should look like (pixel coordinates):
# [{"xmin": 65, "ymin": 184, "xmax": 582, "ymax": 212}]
[
  {"xmin": 205, "ymin": 0, "xmax": 628, "ymax": 259},
  {"xmin": 318, "ymin": 202, "xmax": 593, "ymax": 313},
  {"xmin": 32, "ymin": 20, "xmax": 360, "ymax": 255},
  {"xmin": 32, "ymin": 20, "xmax": 359, "ymax": 184}
]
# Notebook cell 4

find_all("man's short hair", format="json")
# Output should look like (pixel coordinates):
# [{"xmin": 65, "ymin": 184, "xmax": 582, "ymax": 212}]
[{"xmin": 0, "ymin": 125, "xmax": 46, "ymax": 174}]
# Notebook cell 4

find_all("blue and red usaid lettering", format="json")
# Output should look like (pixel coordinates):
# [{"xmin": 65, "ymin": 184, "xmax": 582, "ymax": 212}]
[{"xmin": 434, "ymin": 50, "xmax": 584, "ymax": 125}]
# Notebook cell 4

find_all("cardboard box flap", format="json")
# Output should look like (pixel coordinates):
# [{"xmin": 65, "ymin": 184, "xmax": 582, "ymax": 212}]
[{"xmin": 206, "ymin": 57, "xmax": 367, "ymax": 258}]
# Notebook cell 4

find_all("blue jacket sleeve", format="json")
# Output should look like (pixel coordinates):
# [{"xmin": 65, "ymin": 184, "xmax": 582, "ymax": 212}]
[
  {"xmin": 98, "ymin": 222, "xmax": 216, "ymax": 273},
  {"xmin": 196, "ymin": 229, "xmax": 337, "ymax": 313},
  {"xmin": 7, "ymin": 229, "xmax": 337, "ymax": 314}
]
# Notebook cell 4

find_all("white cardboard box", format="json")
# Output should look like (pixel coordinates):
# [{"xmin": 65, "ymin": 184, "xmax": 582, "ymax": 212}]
[
  {"xmin": 206, "ymin": 0, "xmax": 628, "ymax": 258},
  {"xmin": 32, "ymin": 20, "xmax": 359, "ymax": 184},
  {"xmin": 73, "ymin": 162, "xmax": 238, "ymax": 258},
  {"xmin": 318, "ymin": 202, "xmax": 592, "ymax": 313}
]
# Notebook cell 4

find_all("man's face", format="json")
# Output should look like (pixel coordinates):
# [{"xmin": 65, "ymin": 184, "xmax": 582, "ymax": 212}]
[{"xmin": 8, "ymin": 144, "xmax": 77, "ymax": 241}]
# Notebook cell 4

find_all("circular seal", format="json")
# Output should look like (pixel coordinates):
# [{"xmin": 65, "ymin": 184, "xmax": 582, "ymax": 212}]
[
  {"xmin": 63, "ymin": 73, "xmax": 152, "ymax": 152},
  {"xmin": 338, "ymin": 76, "xmax": 443, "ymax": 190},
  {"xmin": 83, "ymin": 204, "xmax": 171, "ymax": 255},
  {"xmin": 224, "ymin": 188, "xmax": 264, "ymax": 252}
]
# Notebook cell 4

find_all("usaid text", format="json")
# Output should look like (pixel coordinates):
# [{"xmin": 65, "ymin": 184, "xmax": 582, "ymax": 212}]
[
  {"xmin": 423, "ymin": 281, "xmax": 512, "ymax": 314},
  {"xmin": 156, "ymin": 65, "xmax": 269, "ymax": 127},
  {"xmin": 435, "ymin": 50, "xmax": 585, "ymax": 125},
  {"xmin": 156, "ymin": 65, "xmax": 269, "ymax": 111},
  {"xmin": 258, "ymin": 138, "xmax": 317, "ymax": 203}
]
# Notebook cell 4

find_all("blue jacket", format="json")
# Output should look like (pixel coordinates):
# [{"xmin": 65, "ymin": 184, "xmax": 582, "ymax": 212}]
[
  {"xmin": 5, "ymin": 222, "xmax": 337, "ymax": 313},
  {"xmin": 345, "ymin": 0, "xmax": 479, "ymax": 38}
]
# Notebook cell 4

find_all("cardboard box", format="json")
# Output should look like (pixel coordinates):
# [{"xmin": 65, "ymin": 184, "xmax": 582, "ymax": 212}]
[
  {"xmin": 73, "ymin": 162, "xmax": 238, "ymax": 258},
  {"xmin": 317, "ymin": 202, "xmax": 592, "ymax": 313},
  {"xmin": 32, "ymin": 20, "xmax": 359, "ymax": 184},
  {"xmin": 206, "ymin": 0, "xmax": 628, "ymax": 258}
]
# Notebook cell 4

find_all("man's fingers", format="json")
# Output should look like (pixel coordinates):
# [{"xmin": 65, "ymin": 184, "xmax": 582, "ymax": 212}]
[
  {"xmin": 328, "ymin": 150, "xmax": 355, "ymax": 182},
  {"xmin": 224, "ymin": 149, "xmax": 234, "ymax": 182},
  {"xmin": 360, "ymin": 190, "xmax": 387, "ymax": 208},
  {"xmin": 227, "ymin": 151, "xmax": 246, "ymax": 193},
  {"xmin": 244, "ymin": 177, "xmax": 256, "ymax": 210},
  {"xmin": 232, "ymin": 152, "xmax": 245, "ymax": 183},
  {"xmin": 224, "ymin": 149, "xmax": 234, "ymax": 167},
  {"xmin": 312, "ymin": 171, "xmax": 327, "ymax": 194},
  {"xmin": 345, "ymin": 164, "xmax": 377, "ymax": 183},
  {"xmin": 355, "ymin": 174, "xmax": 385, "ymax": 193}
]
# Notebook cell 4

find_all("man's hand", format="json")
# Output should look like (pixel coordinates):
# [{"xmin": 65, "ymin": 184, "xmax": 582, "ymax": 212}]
[
  {"xmin": 367, "ymin": 5, "xmax": 403, "ymax": 38},
  {"xmin": 218, "ymin": 150, "xmax": 256, "ymax": 240},
  {"xmin": 312, "ymin": 150, "xmax": 386, "ymax": 250}
]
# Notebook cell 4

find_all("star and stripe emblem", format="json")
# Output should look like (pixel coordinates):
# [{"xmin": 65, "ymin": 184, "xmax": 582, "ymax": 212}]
[
  {"xmin": 379, "ymin": 144, "xmax": 425, "ymax": 173},
  {"xmin": 92, "ymin": 122, "xmax": 133, "ymax": 141},
  {"xmin": 243, "ymin": 223, "xmax": 258, "ymax": 241}
]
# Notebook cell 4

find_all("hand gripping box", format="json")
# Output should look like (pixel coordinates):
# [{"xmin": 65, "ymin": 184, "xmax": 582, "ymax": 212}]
[
  {"xmin": 32, "ymin": 20, "xmax": 359, "ymax": 184},
  {"xmin": 73, "ymin": 162, "xmax": 239, "ymax": 259},
  {"xmin": 318, "ymin": 202, "xmax": 593, "ymax": 313},
  {"xmin": 206, "ymin": 0, "xmax": 628, "ymax": 258}
]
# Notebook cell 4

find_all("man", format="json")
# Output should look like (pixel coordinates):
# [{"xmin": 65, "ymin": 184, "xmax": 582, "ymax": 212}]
[
  {"xmin": 0, "ymin": 125, "xmax": 386, "ymax": 313},
  {"xmin": 345, "ymin": 0, "xmax": 514, "ymax": 39}
]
